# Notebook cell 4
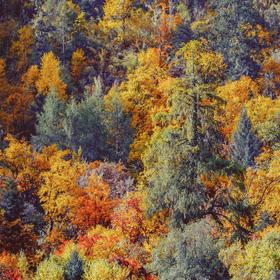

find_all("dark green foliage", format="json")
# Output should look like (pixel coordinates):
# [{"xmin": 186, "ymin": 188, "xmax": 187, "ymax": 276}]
[
  {"xmin": 0, "ymin": 179, "xmax": 22, "ymax": 221},
  {"xmin": 64, "ymin": 251, "xmax": 84, "ymax": 280},
  {"xmin": 32, "ymin": 90, "xmax": 66, "ymax": 151},
  {"xmin": 104, "ymin": 92, "xmax": 133, "ymax": 163},
  {"xmin": 145, "ymin": 126, "xmax": 207, "ymax": 227},
  {"xmin": 148, "ymin": 220, "xmax": 230, "ymax": 280},
  {"xmin": 73, "ymin": 0, "xmax": 104, "ymax": 20},
  {"xmin": 207, "ymin": 0, "xmax": 264, "ymax": 79},
  {"xmin": 145, "ymin": 59, "xmax": 223, "ymax": 227},
  {"xmin": 63, "ymin": 81, "xmax": 107, "ymax": 161},
  {"xmin": 231, "ymin": 109, "xmax": 262, "ymax": 168},
  {"xmin": 0, "ymin": 127, "xmax": 7, "ymax": 150},
  {"xmin": 32, "ymin": 79, "xmax": 132, "ymax": 162},
  {"xmin": 32, "ymin": 0, "xmax": 86, "ymax": 63}
]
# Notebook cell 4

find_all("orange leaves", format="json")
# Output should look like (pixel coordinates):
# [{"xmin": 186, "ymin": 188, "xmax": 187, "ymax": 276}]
[
  {"xmin": 9, "ymin": 25, "xmax": 34, "ymax": 72},
  {"xmin": 216, "ymin": 76, "xmax": 260, "ymax": 140},
  {"xmin": 22, "ymin": 65, "xmax": 39, "ymax": 90},
  {"xmin": 200, "ymin": 173, "xmax": 232, "ymax": 197},
  {"xmin": 77, "ymin": 226, "xmax": 124, "ymax": 259},
  {"xmin": 0, "ymin": 251, "xmax": 18, "ymax": 269},
  {"xmin": 257, "ymin": 57, "xmax": 280, "ymax": 98},
  {"xmin": 71, "ymin": 48, "xmax": 87, "ymax": 83},
  {"xmin": 36, "ymin": 52, "xmax": 67, "ymax": 100},
  {"xmin": 72, "ymin": 174, "xmax": 118, "ymax": 232},
  {"xmin": 0, "ymin": 59, "xmax": 36, "ymax": 137},
  {"xmin": 157, "ymin": 1, "xmax": 181, "ymax": 61},
  {"xmin": 178, "ymin": 39, "xmax": 227, "ymax": 81},
  {"xmin": 38, "ymin": 151, "xmax": 86, "ymax": 225},
  {"xmin": 0, "ymin": 58, "xmax": 6, "ymax": 80},
  {"xmin": 112, "ymin": 192, "xmax": 168, "ymax": 247},
  {"xmin": 246, "ymin": 149, "xmax": 280, "ymax": 225},
  {"xmin": 112, "ymin": 197, "xmax": 144, "ymax": 243},
  {"xmin": 120, "ymin": 48, "xmax": 168, "ymax": 161}
]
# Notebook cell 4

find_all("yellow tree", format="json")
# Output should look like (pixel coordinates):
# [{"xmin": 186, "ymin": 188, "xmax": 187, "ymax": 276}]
[
  {"xmin": 100, "ymin": 0, "xmax": 132, "ymax": 38},
  {"xmin": 36, "ymin": 52, "xmax": 67, "ymax": 100},
  {"xmin": 215, "ymin": 76, "xmax": 260, "ymax": 140},
  {"xmin": 0, "ymin": 59, "xmax": 38, "ymax": 137},
  {"xmin": 120, "ymin": 48, "xmax": 168, "ymax": 162},
  {"xmin": 70, "ymin": 48, "xmax": 87, "ymax": 84},
  {"xmin": 257, "ymin": 57, "xmax": 280, "ymax": 98},
  {"xmin": 246, "ymin": 148, "xmax": 280, "ymax": 228},
  {"xmin": 9, "ymin": 25, "xmax": 34, "ymax": 73},
  {"xmin": 71, "ymin": 173, "xmax": 117, "ymax": 233},
  {"xmin": 38, "ymin": 149, "xmax": 86, "ymax": 243}
]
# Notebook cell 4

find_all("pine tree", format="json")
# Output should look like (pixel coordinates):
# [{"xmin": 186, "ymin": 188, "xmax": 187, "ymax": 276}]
[
  {"xmin": 105, "ymin": 90, "xmax": 133, "ymax": 163},
  {"xmin": 0, "ymin": 179, "xmax": 22, "ymax": 221},
  {"xmin": 149, "ymin": 220, "xmax": 230, "ymax": 280},
  {"xmin": 32, "ymin": 0, "xmax": 84, "ymax": 63},
  {"xmin": 32, "ymin": 90, "xmax": 66, "ymax": 151},
  {"xmin": 64, "ymin": 77, "xmax": 107, "ymax": 161},
  {"xmin": 207, "ymin": 0, "xmax": 264, "ymax": 79},
  {"xmin": 144, "ymin": 40, "xmax": 226, "ymax": 227},
  {"xmin": 64, "ymin": 251, "xmax": 84, "ymax": 280},
  {"xmin": 231, "ymin": 108, "xmax": 262, "ymax": 168}
]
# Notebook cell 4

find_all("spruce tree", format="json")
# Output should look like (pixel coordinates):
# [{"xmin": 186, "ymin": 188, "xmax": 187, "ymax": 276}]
[
  {"xmin": 0, "ymin": 179, "xmax": 22, "ymax": 221},
  {"xmin": 32, "ymin": 90, "xmax": 66, "ymax": 151},
  {"xmin": 207, "ymin": 0, "xmax": 264, "ymax": 79},
  {"xmin": 64, "ymin": 251, "xmax": 84, "ymax": 280},
  {"xmin": 149, "ymin": 220, "xmax": 230, "ymax": 280},
  {"xmin": 231, "ymin": 108, "xmax": 262, "ymax": 168},
  {"xmin": 105, "ymin": 90, "xmax": 133, "ymax": 163},
  {"xmin": 63, "ymin": 78, "xmax": 107, "ymax": 161},
  {"xmin": 144, "ymin": 45, "xmax": 223, "ymax": 226}
]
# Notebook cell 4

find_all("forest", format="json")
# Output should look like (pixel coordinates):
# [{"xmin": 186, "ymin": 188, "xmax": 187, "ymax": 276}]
[{"xmin": 0, "ymin": 0, "xmax": 279, "ymax": 279}]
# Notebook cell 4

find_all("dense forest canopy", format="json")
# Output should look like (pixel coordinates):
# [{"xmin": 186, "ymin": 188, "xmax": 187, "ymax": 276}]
[{"xmin": 0, "ymin": 0, "xmax": 280, "ymax": 279}]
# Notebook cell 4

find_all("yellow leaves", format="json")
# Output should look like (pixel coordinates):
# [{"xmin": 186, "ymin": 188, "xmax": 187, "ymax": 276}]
[
  {"xmin": 138, "ymin": 48, "xmax": 161, "ymax": 68},
  {"xmin": 0, "ymin": 134, "xmax": 33, "ymax": 177},
  {"xmin": 83, "ymin": 259, "xmax": 129, "ymax": 280},
  {"xmin": 216, "ymin": 76, "xmax": 260, "ymax": 140},
  {"xmin": 120, "ymin": 48, "xmax": 168, "ymax": 161},
  {"xmin": 9, "ymin": 25, "xmax": 34, "ymax": 72},
  {"xmin": 79, "ymin": 225, "xmax": 126, "ymax": 259},
  {"xmin": 179, "ymin": 40, "xmax": 226, "ymax": 78},
  {"xmin": 241, "ymin": 23, "xmax": 272, "ymax": 45},
  {"xmin": 101, "ymin": 0, "xmax": 132, "ymax": 31},
  {"xmin": 22, "ymin": 65, "xmax": 39, "ymax": 88},
  {"xmin": 39, "ymin": 152, "xmax": 86, "ymax": 224},
  {"xmin": 199, "ymin": 51, "xmax": 226, "ymax": 79},
  {"xmin": 33, "ymin": 256, "xmax": 64, "ymax": 280},
  {"xmin": 246, "ymin": 95, "xmax": 280, "ymax": 128},
  {"xmin": 246, "ymin": 149, "xmax": 280, "ymax": 225},
  {"xmin": 71, "ymin": 48, "xmax": 87, "ymax": 83},
  {"xmin": 220, "ymin": 231, "xmax": 280, "ymax": 280},
  {"xmin": 0, "ymin": 58, "xmax": 6, "ymax": 80},
  {"xmin": 36, "ymin": 52, "xmax": 67, "ymax": 100}
]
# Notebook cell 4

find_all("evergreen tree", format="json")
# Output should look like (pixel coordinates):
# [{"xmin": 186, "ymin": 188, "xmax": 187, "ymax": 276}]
[
  {"xmin": 64, "ymin": 78, "xmax": 107, "ymax": 161},
  {"xmin": 105, "ymin": 91, "xmax": 133, "ymax": 163},
  {"xmin": 64, "ymin": 251, "xmax": 84, "ymax": 280},
  {"xmin": 148, "ymin": 220, "xmax": 229, "ymax": 280},
  {"xmin": 0, "ymin": 126, "xmax": 7, "ymax": 150},
  {"xmin": 32, "ymin": 0, "xmax": 85, "ymax": 63},
  {"xmin": 144, "ymin": 41, "xmax": 225, "ymax": 227},
  {"xmin": 0, "ymin": 179, "xmax": 22, "ymax": 221},
  {"xmin": 207, "ymin": 0, "xmax": 264, "ymax": 79},
  {"xmin": 231, "ymin": 108, "xmax": 262, "ymax": 168},
  {"xmin": 73, "ymin": 0, "xmax": 105, "ymax": 20},
  {"xmin": 32, "ymin": 90, "xmax": 66, "ymax": 151}
]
